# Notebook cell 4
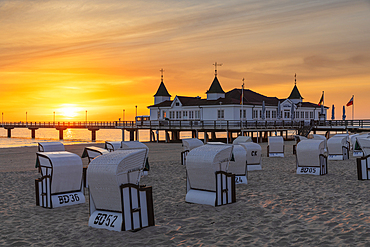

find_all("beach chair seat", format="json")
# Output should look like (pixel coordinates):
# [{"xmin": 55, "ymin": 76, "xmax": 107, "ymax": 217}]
[
  {"xmin": 296, "ymin": 140, "xmax": 327, "ymax": 175},
  {"xmin": 232, "ymin": 136, "xmax": 252, "ymax": 145},
  {"xmin": 239, "ymin": 142, "xmax": 262, "ymax": 171},
  {"xmin": 185, "ymin": 144, "xmax": 235, "ymax": 206},
  {"xmin": 35, "ymin": 151, "xmax": 85, "ymax": 208},
  {"xmin": 356, "ymin": 138, "xmax": 370, "ymax": 180},
  {"xmin": 105, "ymin": 141, "xmax": 122, "ymax": 152},
  {"xmin": 87, "ymin": 150, "xmax": 154, "ymax": 232},
  {"xmin": 181, "ymin": 138, "xmax": 204, "ymax": 165},
  {"xmin": 267, "ymin": 136, "xmax": 284, "ymax": 157},
  {"xmin": 228, "ymin": 145, "xmax": 248, "ymax": 184},
  {"xmin": 120, "ymin": 141, "xmax": 150, "ymax": 175},
  {"xmin": 327, "ymin": 134, "xmax": 349, "ymax": 160}
]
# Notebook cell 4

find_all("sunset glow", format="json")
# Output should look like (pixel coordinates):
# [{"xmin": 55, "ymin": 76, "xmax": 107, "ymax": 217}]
[{"xmin": 1, "ymin": 0, "xmax": 370, "ymax": 121}]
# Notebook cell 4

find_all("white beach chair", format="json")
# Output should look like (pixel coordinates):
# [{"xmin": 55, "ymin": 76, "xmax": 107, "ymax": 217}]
[
  {"xmin": 120, "ymin": 141, "xmax": 150, "ymax": 175},
  {"xmin": 35, "ymin": 151, "xmax": 85, "ymax": 208},
  {"xmin": 228, "ymin": 145, "xmax": 248, "ymax": 184},
  {"xmin": 327, "ymin": 134, "xmax": 350, "ymax": 160},
  {"xmin": 185, "ymin": 144, "xmax": 236, "ymax": 206},
  {"xmin": 104, "ymin": 141, "xmax": 122, "ymax": 152},
  {"xmin": 87, "ymin": 150, "xmax": 155, "ymax": 232},
  {"xmin": 356, "ymin": 138, "xmax": 370, "ymax": 180},
  {"xmin": 38, "ymin": 142, "xmax": 65, "ymax": 152},
  {"xmin": 296, "ymin": 140, "xmax": 327, "ymax": 175},
  {"xmin": 239, "ymin": 142, "xmax": 262, "ymax": 171},
  {"xmin": 181, "ymin": 138, "xmax": 204, "ymax": 165},
  {"xmin": 353, "ymin": 134, "xmax": 370, "ymax": 157},
  {"xmin": 267, "ymin": 136, "xmax": 284, "ymax": 157},
  {"xmin": 232, "ymin": 136, "xmax": 252, "ymax": 145},
  {"xmin": 293, "ymin": 135, "xmax": 307, "ymax": 154}
]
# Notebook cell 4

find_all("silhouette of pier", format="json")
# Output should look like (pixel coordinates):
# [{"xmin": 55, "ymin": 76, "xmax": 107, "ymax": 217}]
[{"xmin": 1, "ymin": 119, "xmax": 370, "ymax": 142}]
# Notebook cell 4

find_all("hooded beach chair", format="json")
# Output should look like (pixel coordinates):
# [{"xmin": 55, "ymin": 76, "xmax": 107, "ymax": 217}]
[
  {"xmin": 353, "ymin": 134, "xmax": 370, "ymax": 157},
  {"xmin": 356, "ymin": 138, "xmax": 370, "ymax": 180},
  {"xmin": 239, "ymin": 142, "xmax": 262, "ymax": 171},
  {"xmin": 181, "ymin": 138, "xmax": 204, "ymax": 165},
  {"xmin": 296, "ymin": 139, "xmax": 327, "ymax": 175},
  {"xmin": 327, "ymin": 134, "xmax": 350, "ymax": 160},
  {"xmin": 185, "ymin": 144, "xmax": 236, "ymax": 206},
  {"xmin": 35, "ymin": 151, "xmax": 85, "ymax": 208},
  {"xmin": 228, "ymin": 145, "xmax": 248, "ymax": 184},
  {"xmin": 349, "ymin": 134, "xmax": 360, "ymax": 151},
  {"xmin": 105, "ymin": 141, "xmax": 122, "ymax": 152},
  {"xmin": 267, "ymin": 136, "xmax": 284, "ymax": 157},
  {"xmin": 87, "ymin": 150, "xmax": 154, "ymax": 231},
  {"xmin": 293, "ymin": 135, "xmax": 307, "ymax": 154},
  {"xmin": 232, "ymin": 136, "xmax": 252, "ymax": 145}
]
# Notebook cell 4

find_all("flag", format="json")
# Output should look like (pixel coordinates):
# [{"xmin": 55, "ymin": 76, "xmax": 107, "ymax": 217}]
[
  {"xmin": 346, "ymin": 96, "xmax": 353, "ymax": 106},
  {"xmin": 318, "ymin": 92, "xmax": 323, "ymax": 106}
]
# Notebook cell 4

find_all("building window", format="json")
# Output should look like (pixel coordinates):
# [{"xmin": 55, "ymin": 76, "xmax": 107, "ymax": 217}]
[
  {"xmin": 195, "ymin": 110, "xmax": 200, "ymax": 119},
  {"xmin": 266, "ymin": 110, "xmax": 270, "ymax": 119},
  {"xmin": 305, "ymin": 112, "xmax": 308, "ymax": 119},
  {"xmin": 217, "ymin": 110, "xmax": 224, "ymax": 119},
  {"xmin": 296, "ymin": 111, "xmax": 299, "ymax": 119},
  {"xmin": 301, "ymin": 111, "xmax": 304, "ymax": 119},
  {"xmin": 157, "ymin": 110, "xmax": 160, "ymax": 119},
  {"xmin": 240, "ymin": 109, "xmax": 246, "ymax": 119},
  {"xmin": 310, "ymin": 112, "xmax": 313, "ymax": 119},
  {"xmin": 253, "ymin": 110, "xmax": 258, "ymax": 119},
  {"xmin": 175, "ymin": 102, "xmax": 180, "ymax": 106},
  {"xmin": 259, "ymin": 110, "xmax": 262, "ymax": 119},
  {"xmin": 272, "ymin": 111, "xmax": 276, "ymax": 119},
  {"xmin": 163, "ymin": 111, "xmax": 166, "ymax": 118},
  {"xmin": 183, "ymin": 111, "xmax": 188, "ymax": 118},
  {"xmin": 284, "ymin": 111, "xmax": 290, "ymax": 119}
]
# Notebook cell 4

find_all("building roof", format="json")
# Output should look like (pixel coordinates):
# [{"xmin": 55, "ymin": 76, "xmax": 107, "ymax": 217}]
[
  {"xmin": 288, "ymin": 84, "xmax": 303, "ymax": 99},
  {"xmin": 206, "ymin": 77, "xmax": 225, "ymax": 94},
  {"xmin": 154, "ymin": 81, "xmax": 171, "ymax": 97}
]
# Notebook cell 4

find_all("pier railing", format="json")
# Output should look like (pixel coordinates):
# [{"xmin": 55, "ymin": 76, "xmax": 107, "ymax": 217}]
[{"xmin": 1, "ymin": 119, "xmax": 370, "ymax": 130}]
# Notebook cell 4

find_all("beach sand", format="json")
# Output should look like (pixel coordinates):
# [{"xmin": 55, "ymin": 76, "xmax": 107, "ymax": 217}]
[{"xmin": 1, "ymin": 141, "xmax": 370, "ymax": 246}]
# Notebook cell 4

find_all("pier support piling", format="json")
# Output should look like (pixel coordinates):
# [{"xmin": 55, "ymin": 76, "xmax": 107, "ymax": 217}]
[
  {"xmin": 88, "ymin": 128, "xmax": 99, "ymax": 142},
  {"xmin": 56, "ymin": 127, "xmax": 67, "ymax": 140},
  {"xmin": 121, "ymin": 129, "xmax": 125, "ymax": 141},
  {"xmin": 5, "ymin": 127, "xmax": 14, "ymax": 138},
  {"xmin": 29, "ymin": 128, "xmax": 38, "ymax": 139}
]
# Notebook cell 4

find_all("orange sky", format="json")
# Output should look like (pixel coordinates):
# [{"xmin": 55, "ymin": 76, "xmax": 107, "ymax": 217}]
[{"xmin": 1, "ymin": 0, "xmax": 369, "ymax": 122}]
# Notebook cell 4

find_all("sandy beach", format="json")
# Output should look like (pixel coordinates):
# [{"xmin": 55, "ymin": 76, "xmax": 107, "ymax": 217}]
[{"xmin": 1, "ymin": 141, "xmax": 370, "ymax": 246}]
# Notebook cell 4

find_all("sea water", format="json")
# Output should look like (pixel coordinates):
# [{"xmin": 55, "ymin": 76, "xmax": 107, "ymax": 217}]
[{"xmin": 0, "ymin": 128, "xmax": 194, "ymax": 148}]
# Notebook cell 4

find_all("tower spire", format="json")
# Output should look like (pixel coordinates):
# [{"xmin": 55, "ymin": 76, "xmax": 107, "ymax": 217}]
[
  {"xmin": 160, "ymin": 68, "xmax": 164, "ymax": 83},
  {"xmin": 294, "ymin": 73, "xmax": 297, "ymax": 85},
  {"xmin": 213, "ymin": 62, "xmax": 223, "ymax": 77}
]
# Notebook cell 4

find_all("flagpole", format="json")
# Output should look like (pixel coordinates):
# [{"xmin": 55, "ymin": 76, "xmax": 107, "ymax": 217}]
[
  {"xmin": 241, "ymin": 78, "xmax": 244, "ymax": 135},
  {"xmin": 352, "ymin": 94, "xmax": 354, "ymax": 120}
]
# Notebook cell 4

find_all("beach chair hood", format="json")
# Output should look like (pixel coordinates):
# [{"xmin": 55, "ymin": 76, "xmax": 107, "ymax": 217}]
[
  {"xmin": 268, "ymin": 136, "xmax": 284, "ymax": 153},
  {"xmin": 327, "ymin": 136, "xmax": 348, "ymax": 154},
  {"xmin": 182, "ymin": 138, "xmax": 204, "ymax": 151},
  {"xmin": 87, "ymin": 149, "xmax": 147, "ymax": 212}
]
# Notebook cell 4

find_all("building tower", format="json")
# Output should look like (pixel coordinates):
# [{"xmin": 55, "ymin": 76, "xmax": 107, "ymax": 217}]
[
  {"xmin": 288, "ymin": 74, "xmax": 303, "ymax": 104},
  {"xmin": 206, "ymin": 62, "xmax": 225, "ymax": 100},
  {"xmin": 154, "ymin": 69, "xmax": 171, "ymax": 105}
]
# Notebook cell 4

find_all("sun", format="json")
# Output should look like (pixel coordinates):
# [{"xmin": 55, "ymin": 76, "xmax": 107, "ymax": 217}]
[{"xmin": 58, "ymin": 104, "xmax": 80, "ymax": 119}]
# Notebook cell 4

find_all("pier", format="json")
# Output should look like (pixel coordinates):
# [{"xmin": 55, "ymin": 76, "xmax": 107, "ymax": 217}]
[{"xmin": 1, "ymin": 119, "xmax": 370, "ymax": 142}]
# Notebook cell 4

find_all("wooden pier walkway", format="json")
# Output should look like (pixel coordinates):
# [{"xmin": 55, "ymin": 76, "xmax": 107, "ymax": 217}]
[{"xmin": 1, "ymin": 119, "xmax": 370, "ymax": 142}]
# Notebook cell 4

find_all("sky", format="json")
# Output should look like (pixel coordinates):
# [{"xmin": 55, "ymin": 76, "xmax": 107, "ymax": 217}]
[{"xmin": 1, "ymin": 0, "xmax": 369, "ymax": 122}]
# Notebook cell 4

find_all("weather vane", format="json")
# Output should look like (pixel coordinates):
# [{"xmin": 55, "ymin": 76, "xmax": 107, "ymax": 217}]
[
  {"xmin": 160, "ymin": 68, "xmax": 164, "ymax": 82},
  {"xmin": 213, "ymin": 62, "xmax": 222, "ymax": 77}
]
